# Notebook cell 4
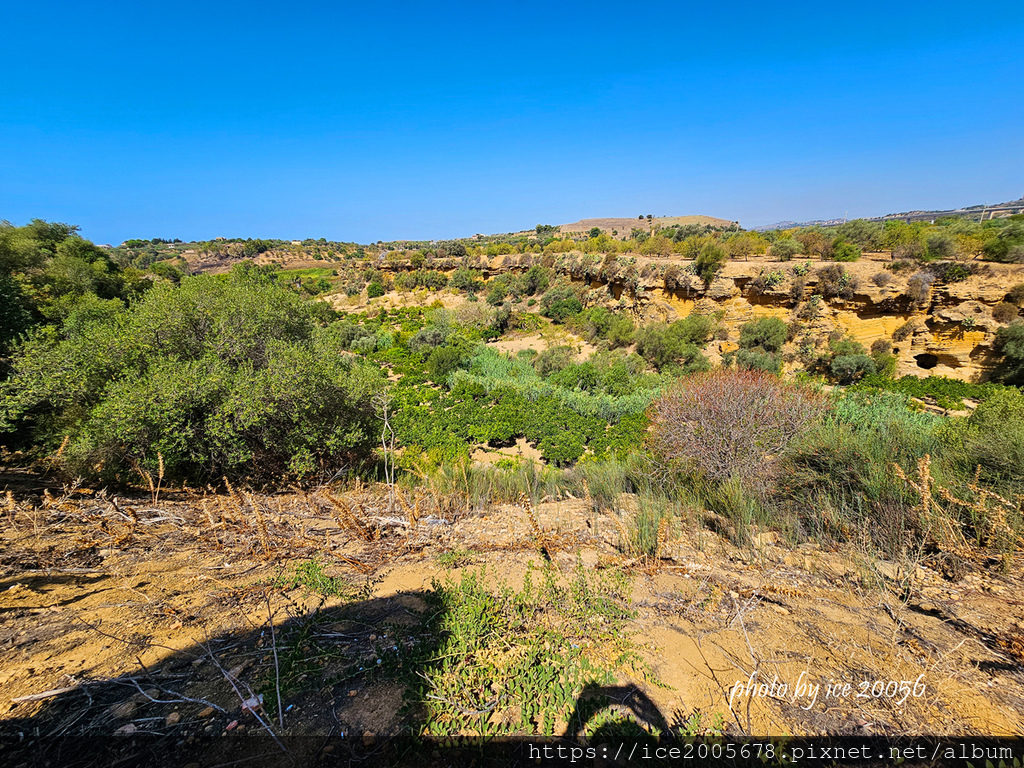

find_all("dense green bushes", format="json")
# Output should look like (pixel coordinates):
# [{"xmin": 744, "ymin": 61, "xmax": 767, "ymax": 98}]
[
  {"xmin": 0, "ymin": 267, "xmax": 382, "ymax": 482},
  {"xmin": 633, "ymin": 315, "xmax": 714, "ymax": 372},
  {"xmin": 994, "ymin": 321, "xmax": 1024, "ymax": 384},
  {"xmin": 853, "ymin": 373, "xmax": 1012, "ymax": 410}
]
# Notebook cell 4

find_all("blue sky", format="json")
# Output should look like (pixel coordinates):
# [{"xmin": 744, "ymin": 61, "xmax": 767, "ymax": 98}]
[{"xmin": 2, "ymin": 1, "xmax": 1022, "ymax": 244}]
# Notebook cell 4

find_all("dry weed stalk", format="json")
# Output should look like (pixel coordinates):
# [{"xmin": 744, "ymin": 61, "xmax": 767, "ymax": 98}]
[
  {"xmin": 201, "ymin": 499, "xmax": 222, "ymax": 549},
  {"xmin": 655, "ymin": 515, "xmax": 669, "ymax": 561},
  {"xmin": 323, "ymin": 492, "xmax": 373, "ymax": 541},
  {"xmin": 610, "ymin": 510, "xmax": 632, "ymax": 555},
  {"xmin": 131, "ymin": 457, "xmax": 155, "ymax": 498},
  {"xmin": 891, "ymin": 455, "xmax": 970, "ymax": 557},
  {"xmin": 934, "ymin": 467, "xmax": 1023, "ymax": 560},
  {"xmin": 244, "ymin": 492, "xmax": 271, "ymax": 557},
  {"xmin": 395, "ymin": 486, "xmax": 419, "ymax": 526},
  {"xmin": 519, "ymin": 492, "xmax": 556, "ymax": 564},
  {"xmin": 54, "ymin": 434, "xmax": 69, "ymax": 459}
]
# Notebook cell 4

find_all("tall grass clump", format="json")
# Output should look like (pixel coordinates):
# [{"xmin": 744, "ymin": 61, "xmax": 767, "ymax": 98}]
[{"xmin": 784, "ymin": 389, "xmax": 946, "ymax": 552}]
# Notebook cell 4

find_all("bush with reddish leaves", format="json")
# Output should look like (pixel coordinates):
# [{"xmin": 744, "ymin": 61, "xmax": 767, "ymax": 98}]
[{"xmin": 646, "ymin": 369, "xmax": 825, "ymax": 488}]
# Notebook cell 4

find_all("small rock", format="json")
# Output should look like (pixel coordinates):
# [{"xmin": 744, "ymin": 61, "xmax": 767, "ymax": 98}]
[
  {"xmin": 198, "ymin": 706, "xmax": 215, "ymax": 718},
  {"xmin": 362, "ymin": 731, "xmax": 377, "ymax": 747},
  {"xmin": 109, "ymin": 701, "xmax": 138, "ymax": 720},
  {"xmin": 130, "ymin": 688, "xmax": 159, "ymax": 704},
  {"xmin": 114, "ymin": 723, "xmax": 137, "ymax": 737},
  {"xmin": 322, "ymin": 745, "xmax": 334, "ymax": 754},
  {"xmin": 165, "ymin": 711, "xmax": 181, "ymax": 726},
  {"xmin": 771, "ymin": 605, "xmax": 790, "ymax": 615},
  {"xmin": 348, "ymin": 689, "xmax": 358, "ymax": 697},
  {"xmin": 917, "ymin": 601, "xmax": 937, "ymax": 613}
]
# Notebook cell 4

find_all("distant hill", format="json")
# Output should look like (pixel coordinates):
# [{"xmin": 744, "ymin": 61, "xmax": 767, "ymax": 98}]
[
  {"xmin": 557, "ymin": 214, "xmax": 737, "ymax": 235},
  {"xmin": 755, "ymin": 197, "xmax": 1024, "ymax": 231}
]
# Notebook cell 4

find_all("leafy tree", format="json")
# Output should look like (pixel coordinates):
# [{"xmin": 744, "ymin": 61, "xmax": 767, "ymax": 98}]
[
  {"xmin": 0, "ymin": 275, "xmax": 32, "ymax": 357},
  {"xmin": 835, "ymin": 219, "xmax": 883, "ymax": 250},
  {"xmin": 450, "ymin": 268, "xmax": 483, "ymax": 293},
  {"xmin": 694, "ymin": 242, "xmax": 727, "ymax": 282},
  {"xmin": 367, "ymin": 282, "xmax": 385, "ymax": 298},
  {"xmin": 769, "ymin": 238, "xmax": 801, "ymax": 260},
  {"xmin": 982, "ymin": 220, "xmax": 1024, "ymax": 263},
  {"xmin": 831, "ymin": 240, "xmax": 861, "ymax": 262}
]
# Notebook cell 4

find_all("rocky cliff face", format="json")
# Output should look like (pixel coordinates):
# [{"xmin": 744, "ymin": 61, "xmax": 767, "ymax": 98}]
[{"xmin": 555, "ymin": 255, "xmax": 1022, "ymax": 382}]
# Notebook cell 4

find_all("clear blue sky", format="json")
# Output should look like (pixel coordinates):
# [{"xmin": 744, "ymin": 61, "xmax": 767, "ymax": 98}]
[{"xmin": 2, "ymin": 1, "xmax": 1022, "ymax": 244}]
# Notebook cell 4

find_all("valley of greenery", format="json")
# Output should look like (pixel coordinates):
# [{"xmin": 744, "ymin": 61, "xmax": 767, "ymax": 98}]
[{"xmin": 2, "ymin": 214, "xmax": 1024, "ymax": 766}]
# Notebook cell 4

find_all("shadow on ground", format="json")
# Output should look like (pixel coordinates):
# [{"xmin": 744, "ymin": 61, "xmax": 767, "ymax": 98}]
[{"xmin": 0, "ymin": 587, "xmax": 683, "ymax": 768}]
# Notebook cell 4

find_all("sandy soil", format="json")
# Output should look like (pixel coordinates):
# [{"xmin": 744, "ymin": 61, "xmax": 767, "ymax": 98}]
[{"xmin": 1, "ymin": 476, "xmax": 1022, "ymax": 766}]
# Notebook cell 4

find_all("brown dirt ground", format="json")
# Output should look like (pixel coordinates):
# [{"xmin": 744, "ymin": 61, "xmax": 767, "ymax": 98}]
[{"xmin": 1, "ymin": 475, "xmax": 1022, "ymax": 767}]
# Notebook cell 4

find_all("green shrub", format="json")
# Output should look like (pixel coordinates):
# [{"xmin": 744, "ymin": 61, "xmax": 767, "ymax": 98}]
[
  {"xmin": 948, "ymin": 389, "xmax": 1024, "ymax": 492},
  {"xmin": 994, "ymin": 320, "xmax": 1024, "ymax": 384},
  {"xmin": 450, "ymin": 268, "xmax": 483, "ymax": 293},
  {"xmin": 735, "ymin": 348, "xmax": 782, "ymax": 374},
  {"xmin": 1007, "ymin": 282, "xmax": 1024, "ymax": 306},
  {"xmin": 738, "ymin": 317, "xmax": 787, "ymax": 353},
  {"xmin": 428, "ymin": 344, "xmax": 469, "ymax": 383},
  {"xmin": 540, "ymin": 284, "xmax": 583, "ymax": 322},
  {"xmin": 634, "ymin": 320, "xmax": 711, "ymax": 372},
  {"xmin": 853, "ymin": 374, "xmax": 1010, "ymax": 410},
  {"xmin": 0, "ymin": 270, "xmax": 381, "ymax": 483},
  {"xmin": 367, "ymin": 282, "xmax": 385, "ymax": 298},
  {"xmin": 785, "ymin": 390, "xmax": 944, "ymax": 549},
  {"xmin": 830, "ymin": 354, "xmax": 876, "ymax": 383},
  {"xmin": 892, "ymin": 319, "xmax": 917, "ymax": 341},
  {"xmin": 929, "ymin": 261, "xmax": 972, "ymax": 283}
]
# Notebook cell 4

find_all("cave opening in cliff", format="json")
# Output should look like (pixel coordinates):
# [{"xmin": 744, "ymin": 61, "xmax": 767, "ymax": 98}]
[{"xmin": 915, "ymin": 353, "xmax": 939, "ymax": 370}]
